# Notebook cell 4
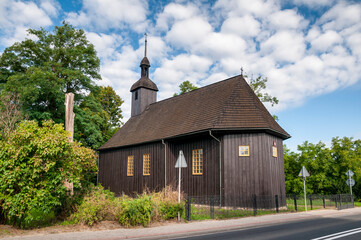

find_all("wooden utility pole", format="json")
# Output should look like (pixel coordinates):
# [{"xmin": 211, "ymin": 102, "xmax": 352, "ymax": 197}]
[{"xmin": 64, "ymin": 92, "xmax": 74, "ymax": 195}]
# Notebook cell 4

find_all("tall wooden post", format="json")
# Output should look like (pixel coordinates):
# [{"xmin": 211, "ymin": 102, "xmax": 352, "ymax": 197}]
[
  {"xmin": 65, "ymin": 93, "xmax": 75, "ymax": 142},
  {"xmin": 64, "ymin": 92, "xmax": 74, "ymax": 195}
]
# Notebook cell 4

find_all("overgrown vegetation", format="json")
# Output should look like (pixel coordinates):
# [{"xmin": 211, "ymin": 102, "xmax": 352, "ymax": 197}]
[
  {"xmin": 68, "ymin": 186, "xmax": 183, "ymax": 227},
  {"xmin": 0, "ymin": 120, "xmax": 97, "ymax": 228}
]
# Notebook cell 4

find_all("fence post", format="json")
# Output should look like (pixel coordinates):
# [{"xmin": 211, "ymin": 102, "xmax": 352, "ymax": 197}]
[
  {"xmin": 339, "ymin": 194, "xmax": 342, "ymax": 210},
  {"xmin": 210, "ymin": 196, "xmax": 215, "ymax": 219},
  {"xmin": 294, "ymin": 194, "xmax": 297, "ymax": 212},
  {"xmin": 323, "ymin": 195, "xmax": 325, "ymax": 208},
  {"xmin": 309, "ymin": 195, "xmax": 313, "ymax": 210},
  {"xmin": 253, "ymin": 194, "xmax": 257, "ymax": 216},
  {"xmin": 275, "ymin": 195, "xmax": 279, "ymax": 213},
  {"xmin": 187, "ymin": 196, "xmax": 191, "ymax": 221}
]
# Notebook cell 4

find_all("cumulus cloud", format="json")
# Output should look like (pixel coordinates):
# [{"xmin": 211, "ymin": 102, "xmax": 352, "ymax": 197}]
[
  {"xmin": 0, "ymin": 0, "xmax": 54, "ymax": 47},
  {"xmin": 66, "ymin": 0, "xmax": 148, "ymax": 32}
]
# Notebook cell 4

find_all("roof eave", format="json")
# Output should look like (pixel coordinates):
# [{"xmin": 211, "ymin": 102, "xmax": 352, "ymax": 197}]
[{"xmin": 98, "ymin": 127, "xmax": 291, "ymax": 151}]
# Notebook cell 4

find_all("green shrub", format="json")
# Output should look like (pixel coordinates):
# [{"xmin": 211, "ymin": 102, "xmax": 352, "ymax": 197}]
[
  {"xmin": 0, "ymin": 120, "xmax": 97, "ymax": 228},
  {"xmin": 160, "ymin": 202, "xmax": 184, "ymax": 220},
  {"xmin": 70, "ymin": 185, "xmax": 116, "ymax": 226},
  {"xmin": 118, "ymin": 195, "xmax": 153, "ymax": 227}
]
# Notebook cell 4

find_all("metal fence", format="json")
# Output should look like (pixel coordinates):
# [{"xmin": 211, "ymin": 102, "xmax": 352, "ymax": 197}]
[{"xmin": 185, "ymin": 194, "xmax": 354, "ymax": 221}]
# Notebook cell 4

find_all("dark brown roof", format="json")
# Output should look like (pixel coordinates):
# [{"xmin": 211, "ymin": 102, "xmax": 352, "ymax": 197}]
[
  {"xmin": 140, "ymin": 56, "xmax": 150, "ymax": 66},
  {"xmin": 130, "ymin": 76, "xmax": 159, "ymax": 92},
  {"xmin": 100, "ymin": 75, "xmax": 290, "ymax": 150}
]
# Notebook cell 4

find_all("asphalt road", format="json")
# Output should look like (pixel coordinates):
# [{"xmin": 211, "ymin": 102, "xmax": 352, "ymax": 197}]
[{"xmin": 170, "ymin": 213, "xmax": 361, "ymax": 240}]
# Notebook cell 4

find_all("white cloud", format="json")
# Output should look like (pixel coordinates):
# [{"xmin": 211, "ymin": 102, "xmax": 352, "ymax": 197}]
[
  {"xmin": 260, "ymin": 31, "xmax": 305, "ymax": 63},
  {"xmin": 221, "ymin": 15, "xmax": 261, "ymax": 38},
  {"xmin": 66, "ymin": 0, "xmax": 148, "ymax": 32},
  {"xmin": 320, "ymin": 2, "xmax": 361, "ymax": 31},
  {"xmin": 155, "ymin": 3, "xmax": 199, "ymax": 31},
  {"xmin": 166, "ymin": 17, "xmax": 213, "ymax": 48},
  {"xmin": 0, "ymin": 0, "xmax": 53, "ymax": 46},
  {"xmin": 39, "ymin": 0, "xmax": 60, "ymax": 17},
  {"xmin": 0, "ymin": 0, "xmax": 52, "ymax": 29},
  {"xmin": 86, "ymin": 32, "xmax": 123, "ymax": 60},
  {"xmin": 292, "ymin": 0, "xmax": 336, "ymax": 8},
  {"xmin": 267, "ymin": 9, "xmax": 308, "ymax": 30},
  {"xmin": 310, "ymin": 30, "xmax": 343, "ymax": 52}
]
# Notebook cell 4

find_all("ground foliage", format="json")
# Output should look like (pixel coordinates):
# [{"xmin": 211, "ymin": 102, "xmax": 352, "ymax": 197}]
[
  {"xmin": 69, "ymin": 186, "xmax": 183, "ymax": 227},
  {"xmin": 284, "ymin": 137, "xmax": 361, "ymax": 199},
  {"xmin": 0, "ymin": 120, "xmax": 97, "ymax": 228}
]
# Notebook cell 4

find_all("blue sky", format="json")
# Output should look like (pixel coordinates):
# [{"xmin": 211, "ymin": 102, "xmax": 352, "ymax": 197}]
[{"xmin": 0, "ymin": 0, "xmax": 360, "ymax": 151}]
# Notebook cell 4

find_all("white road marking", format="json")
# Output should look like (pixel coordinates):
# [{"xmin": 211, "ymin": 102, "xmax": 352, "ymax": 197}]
[{"xmin": 312, "ymin": 227, "xmax": 361, "ymax": 240}]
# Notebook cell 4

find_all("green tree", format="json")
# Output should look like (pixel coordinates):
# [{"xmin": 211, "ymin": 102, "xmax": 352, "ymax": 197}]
[
  {"xmin": 0, "ymin": 22, "xmax": 123, "ymax": 149},
  {"xmin": 173, "ymin": 80, "xmax": 198, "ymax": 96},
  {"xmin": 246, "ymin": 75, "xmax": 279, "ymax": 106},
  {"xmin": 75, "ymin": 86, "xmax": 123, "ymax": 149},
  {"xmin": 0, "ymin": 22, "xmax": 101, "ymax": 123},
  {"xmin": 284, "ymin": 137, "xmax": 361, "ymax": 198},
  {"xmin": 0, "ymin": 120, "xmax": 97, "ymax": 228}
]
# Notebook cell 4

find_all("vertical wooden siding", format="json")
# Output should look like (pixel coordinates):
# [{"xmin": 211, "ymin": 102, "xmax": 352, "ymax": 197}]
[
  {"xmin": 166, "ymin": 136, "xmax": 220, "ymax": 196},
  {"xmin": 98, "ymin": 142, "xmax": 165, "ymax": 195},
  {"xmin": 223, "ymin": 133, "xmax": 285, "ymax": 198}
]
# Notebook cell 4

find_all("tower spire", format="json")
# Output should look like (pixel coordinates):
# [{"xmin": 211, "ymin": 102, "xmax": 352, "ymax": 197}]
[{"xmin": 144, "ymin": 33, "xmax": 147, "ymax": 57}]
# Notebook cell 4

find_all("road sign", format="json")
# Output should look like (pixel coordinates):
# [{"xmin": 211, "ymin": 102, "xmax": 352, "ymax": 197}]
[
  {"xmin": 346, "ymin": 179, "xmax": 355, "ymax": 187},
  {"xmin": 298, "ymin": 166, "xmax": 310, "ymax": 178},
  {"xmin": 175, "ymin": 150, "xmax": 187, "ymax": 168},
  {"xmin": 346, "ymin": 170, "xmax": 354, "ymax": 178}
]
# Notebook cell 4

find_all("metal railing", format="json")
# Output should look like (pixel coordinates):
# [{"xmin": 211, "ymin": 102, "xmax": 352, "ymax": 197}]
[{"xmin": 185, "ymin": 194, "xmax": 354, "ymax": 221}]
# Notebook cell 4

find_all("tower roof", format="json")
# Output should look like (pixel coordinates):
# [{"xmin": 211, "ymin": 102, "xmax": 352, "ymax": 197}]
[
  {"xmin": 100, "ymin": 75, "xmax": 290, "ymax": 150},
  {"xmin": 130, "ymin": 76, "xmax": 158, "ymax": 92},
  {"xmin": 130, "ymin": 33, "xmax": 158, "ymax": 92}
]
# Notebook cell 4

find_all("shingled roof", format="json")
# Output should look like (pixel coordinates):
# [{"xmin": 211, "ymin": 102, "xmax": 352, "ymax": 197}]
[{"xmin": 99, "ymin": 75, "xmax": 290, "ymax": 150}]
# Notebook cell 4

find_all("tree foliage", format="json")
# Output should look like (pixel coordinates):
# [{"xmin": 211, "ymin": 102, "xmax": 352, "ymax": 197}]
[
  {"xmin": 76, "ymin": 86, "xmax": 123, "ymax": 149},
  {"xmin": 173, "ymin": 80, "xmax": 198, "ymax": 96},
  {"xmin": 284, "ymin": 137, "xmax": 361, "ymax": 199},
  {"xmin": 0, "ymin": 120, "xmax": 97, "ymax": 228},
  {"xmin": 0, "ymin": 23, "xmax": 123, "ymax": 149},
  {"xmin": 245, "ymin": 74, "xmax": 279, "ymax": 107},
  {"xmin": 0, "ymin": 22, "xmax": 101, "ymax": 123},
  {"xmin": 0, "ymin": 93, "xmax": 24, "ymax": 137}
]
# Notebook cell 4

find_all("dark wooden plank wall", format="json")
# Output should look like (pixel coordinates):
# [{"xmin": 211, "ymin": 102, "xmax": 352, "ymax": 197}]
[
  {"xmin": 98, "ymin": 142, "xmax": 165, "ymax": 195},
  {"xmin": 223, "ymin": 133, "xmax": 285, "ymax": 197},
  {"xmin": 166, "ymin": 137, "xmax": 220, "ymax": 196}
]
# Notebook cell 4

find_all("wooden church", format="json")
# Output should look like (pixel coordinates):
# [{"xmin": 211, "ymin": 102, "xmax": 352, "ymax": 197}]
[{"xmin": 98, "ymin": 39, "xmax": 290, "ymax": 200}]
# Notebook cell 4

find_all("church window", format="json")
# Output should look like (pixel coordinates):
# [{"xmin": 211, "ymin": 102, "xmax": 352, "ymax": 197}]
[
  {"xmin": 273, "ymin": 146, "xmax": 278, "ymax": 158},
  {"xmin": 239, "ymin": 146, "xmax": 250, "ymax": 156},
  {"xmin": 192, "ymin": 149, "xmax": 203, "ymax": 175},
  {"xmin": 127, "ymin": 156, "xmax": 134, "ymax": 176},
  {"xmin": 143, "ymin": 154, "xmax": 150, "ymax": 175}
]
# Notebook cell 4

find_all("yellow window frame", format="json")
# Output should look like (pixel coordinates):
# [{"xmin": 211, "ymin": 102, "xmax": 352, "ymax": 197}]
[
  {"xmin": 127, "ymin": 155, "xmax": 134, "ymax": 176},
  {"xmin": 272, "ymin": 146, "xmax": 278, "ymax": 158},
  {"xmin": 239, "ymin": 145, "xmax": 250, "ymax": 156},
  {"xmin": 192, "ymin": 149, "xmax": 203, "ymax": 175},
  {"xmin": 143, "ymin": 154, "xmax": 150, "ymax": 176}
]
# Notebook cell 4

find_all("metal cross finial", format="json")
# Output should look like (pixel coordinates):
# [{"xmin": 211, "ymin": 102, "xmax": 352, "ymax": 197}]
[
  {"xmin": 144, "ymin": 33, "xmax": 148, "ymax": 57},
  {"xmin": 240, "ymin": 67, "xmax": 243, "ymax": 76}
]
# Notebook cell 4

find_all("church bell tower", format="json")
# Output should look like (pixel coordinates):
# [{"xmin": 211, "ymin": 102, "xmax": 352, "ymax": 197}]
[{"xmin": 130, "ymin": 34, "xmax": 158, "ymax": 117}]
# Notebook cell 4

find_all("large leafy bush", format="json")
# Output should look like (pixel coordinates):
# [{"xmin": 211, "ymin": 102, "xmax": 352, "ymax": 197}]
[{"xmin": 0, "ymin": 120, "xmax": 97, "ymax": 228}]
